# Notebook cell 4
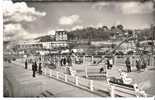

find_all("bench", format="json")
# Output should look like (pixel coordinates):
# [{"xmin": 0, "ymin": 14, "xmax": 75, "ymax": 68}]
[
  {"xmin": 107, "ymin": 79, "xmax": 147, "ymax": 97},
  {"xmin": 88, "ymin": 72, "xmax": 106, "ymax": 77}
]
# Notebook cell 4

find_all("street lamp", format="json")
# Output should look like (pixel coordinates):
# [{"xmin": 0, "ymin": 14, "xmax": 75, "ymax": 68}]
[
  {"xmin": 40, "ymin": 51, "xmax": 45, "ymax": 68},
  {"xmin": 151, "ymin": 24, "xmax": 154, "ymax": 55}
]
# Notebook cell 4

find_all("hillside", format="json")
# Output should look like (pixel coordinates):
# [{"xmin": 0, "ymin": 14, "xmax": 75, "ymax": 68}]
[{"xmin": 34, "ymin": 35, "xmax": 55, "ymax": 42}]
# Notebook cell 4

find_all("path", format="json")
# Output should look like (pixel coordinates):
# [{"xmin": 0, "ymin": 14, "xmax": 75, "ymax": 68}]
[{"xmin": 4, "ymin": 62, "xmax": 99, "ymax": 97}]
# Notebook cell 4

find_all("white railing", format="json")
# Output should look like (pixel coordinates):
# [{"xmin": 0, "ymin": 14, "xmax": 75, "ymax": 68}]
[
  {"xmin": 107, "ymin": 80, "xmax": 147, "ymax": 97},
  {"xmin": 42, "ymin": 67, "xmax": 95, "ymax": 93},
  {"xmin": 42, "ymin": 67, "xmax": 148, "ymax": 97},
  {"xmin": 78, "ymin": 77, "xmax": 90, "ymax": 88},
  {"xmin": 14, "ymin": 59, "xmax": 149, "ymax": 97}
]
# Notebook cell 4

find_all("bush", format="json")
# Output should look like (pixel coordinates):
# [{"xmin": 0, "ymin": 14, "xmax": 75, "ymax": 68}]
[
  {"xmin": 12, "ymin": 58, "xmax": 16, "ymax": 61},
  {"xmin": 127, "ymin": 51, "xmax": 134, "ymax": 55}
]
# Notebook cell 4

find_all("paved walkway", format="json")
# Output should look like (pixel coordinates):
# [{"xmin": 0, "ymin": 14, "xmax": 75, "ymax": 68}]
[{"xmin": 4, "ymin": 62, "xmax": 99, "ymax": 97}]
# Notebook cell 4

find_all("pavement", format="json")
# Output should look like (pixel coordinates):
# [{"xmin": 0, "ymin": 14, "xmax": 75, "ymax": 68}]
[
  {"xmin": 3, "ymin": 62, "xmax": 99, "ymax": 97},
  {"xmin": 5, "ymin": 59, "xmax": 155, "ymax": 97}
]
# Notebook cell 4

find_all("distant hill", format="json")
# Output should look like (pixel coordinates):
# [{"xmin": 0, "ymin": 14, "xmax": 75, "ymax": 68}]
[{"xmin": 34, "ymin": 35, "xmax": 55, "ymax": 42}]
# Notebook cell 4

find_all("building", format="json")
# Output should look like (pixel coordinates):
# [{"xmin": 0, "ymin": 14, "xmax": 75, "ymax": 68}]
[
  {"xmin": 55, "ymin": 30, "xmax": 68, "ymax": 41},
  {"xmin": 10, "ymin": 30, "xmax": 73, "ymax": 55},
  {"xmin": 15, "ymin": 42, "xmax": 43, "ymax": 50},
  {"xmin": 41, "ymin": 41, "xmax": 70, "ymax": 49}
]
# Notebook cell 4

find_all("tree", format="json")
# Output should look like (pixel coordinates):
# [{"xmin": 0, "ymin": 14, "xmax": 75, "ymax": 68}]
[
  {"xmin": 117, "ymin": 24, "xmax": 124, "ymax": 31},
  {"xmin": 111, "ymin": 26, "xmax": 116, "ymax": 31},
  {"xmin": 102, "ymin": 26, "xmax": 109, "ymax": 31}
]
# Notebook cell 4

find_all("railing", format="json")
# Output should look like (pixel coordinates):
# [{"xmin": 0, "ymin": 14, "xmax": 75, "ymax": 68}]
[
  {"xmin": 13, "ymin": 59, "xmax": 149, "ymax": 97},
  {"xmin": 114, "ymin": 55, "xmax": 155, "ymax": 66},
  {"xmin": 42, "ymin": 67, "xmax": 149, "ymax": 97},
  {"xmin": 107, "ymin": 80, "xmax": 147, "ymax": 97},
  {"xmin": 42, "ymin": 67, "xmax": 96, "ymax": 93}
]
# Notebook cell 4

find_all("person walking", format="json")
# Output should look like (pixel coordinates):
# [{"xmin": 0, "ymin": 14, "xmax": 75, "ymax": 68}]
[
  {"xmin": 99, "ymin": 67, "xmax": 104, "ymax": 73},
  {"xmin": 67, "ymin": 56, "xmax": 72, "ymax": 66},
  {"xmin": 63, "ymin": 57, "xmax": 67, "ymax": 66},
  {"xmin": 38, "ymin": 62, "xmax": 42, "ymax": 75},
  {"xmin": 125, "ymin": 57, "xmax": 131, "ymax": 72},
  {"xmin": 141, "ymin": 60, "xmax": 147, "ymax": 70},
  {"xmin": 60, "ymin": 58, "xmax": 63, "ymax": 66},
  {"xmin": 34, "ymin": 61, "xmax": 38, "ymax": 72},
  {"xmin": 25, "ymin": 59, "xmax": 28, "ymax": 69},
  {"xmin": 109, "ymin": 58, "xmax": 113, "ymax": 69},
  {"xmin": 106, "ymin": 59, "xmax": 110, "ymax": 69},
  {"xmin": 136, "ymin": 59, "xmax": 140, "ymax": 71},
  {"xmin": 32, "ymin": 62, "xmax": 36, "ymax": 77}
]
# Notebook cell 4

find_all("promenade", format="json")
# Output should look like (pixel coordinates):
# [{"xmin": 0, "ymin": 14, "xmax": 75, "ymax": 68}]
[
  {"xmin": 4, "ymin": 62, "xmax": 99, "ymax": 97},
  {"xmin": 4, "ymin": 59, "xmax": 155, "ymax": 97}
]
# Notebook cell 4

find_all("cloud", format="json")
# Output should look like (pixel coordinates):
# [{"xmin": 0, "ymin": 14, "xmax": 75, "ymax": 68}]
[
  {"xmin": 4, "ymin": 23, "xmax": 47, "ymax": 41},
  {"xmin": 119, "ymin": 2, "xmax": 154, "ymax": 14},
  {"xmin": 96, "ymin": 23, "xmax": 104, "ymax": 28},
  {"xmin": 4, "ymin": 24, "xmax": 29, "ymax": 41},
  {"xmin": 3, "ymin": 1, "xmax": 46, "ymax": 41},
  {"xmin": 3, "ymin": 1, "xmax": 46, "ymax": 23},
  {"xmin": 92, "ymin": 2, "xmax": 154, "ymax": 14},
  {"xmin": 92, "ymin": 2, "xmax": 110, "ymax": 10},
  {"xmin": 3, "ymin": 23, "xmax": 36, "ymax": 41},
  {"xmin": 71, "ymin": 25, "xmax": 84, "ymax": 31},
  {"xmin": 48, "ymin": 30, "xmax": 56, "ymax": 35},
  {"xmin": 59, "ymin": 15, "xmax": 80, "ymax": 25}
]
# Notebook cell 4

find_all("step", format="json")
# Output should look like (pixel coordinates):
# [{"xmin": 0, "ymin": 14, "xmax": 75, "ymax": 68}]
[{"xmin": 40, "ymin": 90, "xmax": 55, "ymax": 97}]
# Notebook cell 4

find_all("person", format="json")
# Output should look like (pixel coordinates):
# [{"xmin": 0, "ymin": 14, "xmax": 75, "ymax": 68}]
[
  {"xmin": 99, "ymin": 67, "xmax": 104, "ymax": 73},
  {"xmin": 119, "ymin": 69, "xmax": 132, "ymax": 84},
  {"xmin": 38, "ymin": 62, "xmax": 42, "ymax": 75},
  {"xmin": 109, "ymin": 58, "xmax": 113, "ymax": 69},
  {"xmin": 106, "ymin": 59, "xmax": 110, "ymax": 69},
  {"xmin": 25, "ymin": 59, "xmax": 28, "ymax": 69},
  {"xmin": 32, "ymin": 62, "xmax": 36, "ymax": 77},
  {"xmin": 60, "ymin": 58, "xmax": 63, "ymax": 66},
  {"xmin": 63, "ymin": 57, "xmax": 67, "ymax": 66},
  {"xmin": 67, "ymin": 56, "xmax": 72, "ymax": 66},
  {"xmin": 34, "ymin": 61, "xmax": 38, "ymax": 72},
  {"xmin": 141, "ymin": 60, "xmax": 147, "ymax": 70},
  {"xmin": 136, "ymin": 59, "xmax": 140, "ymax": 71},
  {"xmin": 125, "ymin": 57, "xmax": 131, "ymax": 72}
]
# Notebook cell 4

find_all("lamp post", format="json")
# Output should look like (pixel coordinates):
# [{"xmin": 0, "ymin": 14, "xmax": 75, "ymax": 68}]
[
  {"xmin": 40, "ymin": 52, "xmax": 45, "ymax": 68},
  {"xmin": 85, "ymin": 65, "xmax": 88, "ymax": 78},
  {"xmin": 151, "ymin": 24, "xmax": 154, "ymax": 55}
]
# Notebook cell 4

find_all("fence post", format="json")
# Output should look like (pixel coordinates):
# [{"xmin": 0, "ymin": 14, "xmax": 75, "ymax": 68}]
[
  {"xmin": 75, "ymin": 76, "xmax": 79, "ymax": 86},
  {"xmin": 111, "ymin": 85, "xmax": 115, "ymax": 97},
  {"xmin": 83, "ymin": 56, "xmax": 85, "ymax": 63},
  {"xmin": 105, "ymin": 70, "xmax": 108, "ymax": 78},
  {"xmin": 92, "ymin": 56, "xmax": 94, "ymax": 63},
  {"xmin": 56, "ymin": 72, "xmax": 59, "ymax": 79},
  {"xmin": 50, "ymin": 70, "xmax": 52, "ymax": 77},
  {"xmin": 42, "ymin": 68, "xmax": 44, "ymax": 75},
  {"xmin": 44, "ymin": 68, "xmax": 47, "ymax": 75},
  {"xmin": 65, "ymin": 74, "xmax": 67, "ymax": 82},
  {"xmin": 85, "ymin": 66, "xmax": 88, "ymax": 78},
  {"xmin": 90, "ymin": 80, "xmax": 94, "ymax": 91}
]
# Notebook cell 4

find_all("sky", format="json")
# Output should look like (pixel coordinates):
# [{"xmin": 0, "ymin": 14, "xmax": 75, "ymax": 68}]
[{"xmin": 3, "ymin": 0, "xmax": 155, "ymax": 41}]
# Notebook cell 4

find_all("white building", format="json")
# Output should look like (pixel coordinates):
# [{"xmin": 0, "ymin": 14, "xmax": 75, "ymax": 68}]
[{"xmin": 55, "ymin": 30, "xmax": 68, "ymax": 41}]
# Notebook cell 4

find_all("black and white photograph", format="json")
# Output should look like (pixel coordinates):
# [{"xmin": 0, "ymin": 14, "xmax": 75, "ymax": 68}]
[{"xmin": 3, "ymin": 0, "xmax": 155, "ymax": 98}]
